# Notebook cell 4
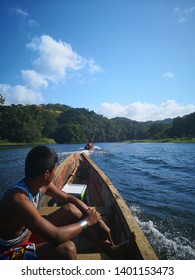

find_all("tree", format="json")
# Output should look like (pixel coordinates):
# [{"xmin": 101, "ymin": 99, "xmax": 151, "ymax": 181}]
[
  {"xmin": 54, "ymin": 123, "xmax": 85, "ymax": 143},
  {"xmin": 41, "ymin": 110, "xmax": 59, "ymax": 138},
  {"xmin": 0, "ymin": 94, "xmax": 5, "ymax": 105},
  {"xmin": 0, "ymin": 105, "xmax": 45, "ymax": 142},
  {"xmin": 149, "ymin": 123, "xmax": 171, "ymax": 139}
]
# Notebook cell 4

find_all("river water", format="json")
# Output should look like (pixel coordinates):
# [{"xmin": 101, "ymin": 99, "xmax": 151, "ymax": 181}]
[{"xmin": 0, "ymin": 143, "xmax": 194, "ymax": 260}]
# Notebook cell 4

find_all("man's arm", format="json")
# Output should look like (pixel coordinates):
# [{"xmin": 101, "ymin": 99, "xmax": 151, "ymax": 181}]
[{"xmin": 14, "ymin": 193, "xmax": 100, "ymax": 245}]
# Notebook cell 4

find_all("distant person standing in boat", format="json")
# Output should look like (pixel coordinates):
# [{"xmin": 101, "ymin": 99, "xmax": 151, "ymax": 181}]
[
  {"xmin": 84, "ymin": 139, "xmax": 94, "ymax": 150},
  {"xmin": 0, "ymin": 145, "xmax": 135, "ymax": 260}
]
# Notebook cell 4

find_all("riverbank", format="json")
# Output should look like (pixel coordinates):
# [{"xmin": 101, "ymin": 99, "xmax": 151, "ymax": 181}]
[
  {"xmin": 127, "ymin": 137, "xmax": 195, "ymax": 143},
  {"xmin": 0, "ymin": 138, "xmax": 56, "ymax": 146},
  {"xmin": 1, "ymin": 137, "xmax": 195, "ymax": 146}
]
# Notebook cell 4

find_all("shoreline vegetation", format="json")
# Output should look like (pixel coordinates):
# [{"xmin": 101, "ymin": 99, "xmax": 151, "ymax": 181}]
[
  {"xmin": 1, "ymin": 104, "xmax": 195, "ymax": 144},
  {"xmin": 0, "ymin": 138, "xmax": 56, "ymax": 146},
  {"xmin": 127, "ymin": 137, "xmax": 195, "ymax": 143},
  {"xmin": 1, "ymin": 137, "xmax": 195, "ymax": 146}
]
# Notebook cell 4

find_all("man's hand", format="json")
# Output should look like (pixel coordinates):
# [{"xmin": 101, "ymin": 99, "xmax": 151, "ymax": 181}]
[{"xmin": 85, "ymin": 207, "xmax": 101, "ymax": 226}]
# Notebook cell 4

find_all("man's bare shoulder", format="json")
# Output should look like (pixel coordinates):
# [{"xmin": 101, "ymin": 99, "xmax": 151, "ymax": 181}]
[
  {"xmin": 0, "ymin": 190, "xmax": 33, "ymax": 222},
  {"xmin": 1, "ymin": 188, "xmax": 29, "ymax": 205},
  {"xmin": 1, "ymin": 189, "xmax": 43, "ymax": 226}
]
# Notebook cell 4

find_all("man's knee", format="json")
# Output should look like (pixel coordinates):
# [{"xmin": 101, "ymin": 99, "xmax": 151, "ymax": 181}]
[
  {"xmin": 60, "ymin": 240, "xmax": 77, "ymax": 259},
  {"xmin": 36, "ymin": 241, "xmax": 77, "ymax": 260},
  {"xmin": 63, "ymin": 203, "xmax": 82, "ymax": 218}
]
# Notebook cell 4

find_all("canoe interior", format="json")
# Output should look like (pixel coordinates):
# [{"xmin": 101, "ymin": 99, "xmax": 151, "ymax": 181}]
[{"xmin": 42, "ymin": 152, "xmax": 158, "ymax": 260}]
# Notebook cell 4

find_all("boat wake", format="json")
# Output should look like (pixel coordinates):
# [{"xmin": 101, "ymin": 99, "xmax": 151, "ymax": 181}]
[
  {"xmin": 130, "ymin": 206, "xmax": 195, "ymax": 260},
  {"xmin": 57, "ymin": 145, "xmax": 107, "ymax": 163},
  {"xmin": 80, "ymin": 145, "xmax": 107, "ymax": 156}
]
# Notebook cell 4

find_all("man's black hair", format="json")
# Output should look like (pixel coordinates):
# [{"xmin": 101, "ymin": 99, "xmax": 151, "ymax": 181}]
[{"xmin": 25, "ymin": 146, "xmax": 58, "ymax": 179}]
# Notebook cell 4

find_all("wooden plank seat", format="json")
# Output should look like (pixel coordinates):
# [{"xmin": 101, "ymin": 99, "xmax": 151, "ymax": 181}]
[
  {"xmin": 77, "ymin": 252, "xmax": 110, "ymax": 260},
  {"xmin": 39, "ymin": 206, "xmax": 60, "ymax": 215}
]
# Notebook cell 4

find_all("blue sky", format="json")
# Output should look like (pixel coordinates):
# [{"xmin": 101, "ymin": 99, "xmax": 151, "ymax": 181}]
[{"xmin": 0, "ymin": 0, "xmax": 195, "ymax": 121}]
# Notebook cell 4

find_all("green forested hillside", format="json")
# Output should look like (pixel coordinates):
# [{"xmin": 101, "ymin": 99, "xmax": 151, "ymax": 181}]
[{"xmin": 0, "ymin": 103, "xmax": 195, "ymax": 143}]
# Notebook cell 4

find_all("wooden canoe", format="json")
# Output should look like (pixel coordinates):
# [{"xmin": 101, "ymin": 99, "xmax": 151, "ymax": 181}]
[{"xmin": 41, "ymin": 152, "xmax": 158, "ymax": 260}]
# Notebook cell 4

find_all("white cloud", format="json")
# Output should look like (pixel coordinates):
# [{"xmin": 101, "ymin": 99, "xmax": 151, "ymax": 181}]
[
  {"xmin": 174, "ymin": 5, "xmax": 195, "ymax": 23},
  {"xmin": 174, "ymin": 6, "xmax": 180, "ymax": 14},
  {"xmin": 10, "ymin": 7, "xmax": 28, "ymax": 17},
  {"xmin": 97, "ymin": 100, "xmax": 195, "ymax": 121},
  {"xmin": 0, "ymin": 34, "xmax": 102, "ymax": 105},
  {"xmin": 9, "ymin": 7, "xmax": 39, "ymax": 27},
  {"xmin": 87, "ymin": 59, "xmax": 103, "ymax": 74},
  {"xmin": 178, "ymin": 16, "xmax": 187, "ymax": 23},
  {"xmin": 21, "ymin": 70, "xmax": 48, "ymax": 90},
  {"xmin": 0, "ymin": 84, "xmax": 44, "ymax": 105},
  {"xmin": 26, "ymin": 35, "xmax": 102, "ymax": 83},
  {"xmin": 162, "ymin": 72, "xmax": 175, "ymax": 79},
  {"xmin": 28, "ymin": 19, "xmax": 39, "ymax": 27},
  {"xmin": 185, "ymin": 7, "xmax": 195, "ymax": 14}
]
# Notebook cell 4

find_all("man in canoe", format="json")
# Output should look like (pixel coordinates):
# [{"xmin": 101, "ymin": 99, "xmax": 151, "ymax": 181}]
[
  {"xmin": 0, "ymin": 146, "xmax": 135, "ymax": 260},
  {"xmin": 84, "ymin": 139, "xmax": 94, "ymax": 150}
]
